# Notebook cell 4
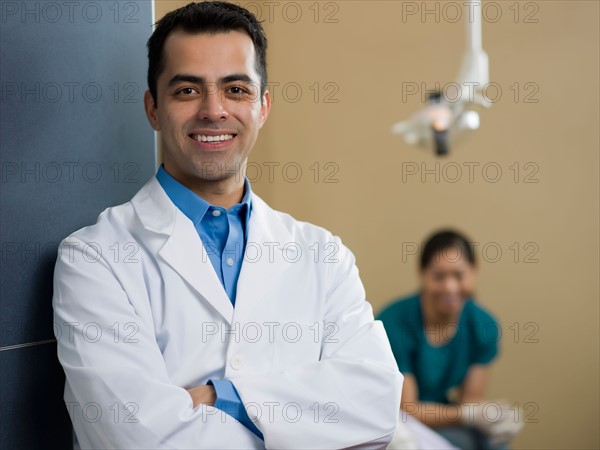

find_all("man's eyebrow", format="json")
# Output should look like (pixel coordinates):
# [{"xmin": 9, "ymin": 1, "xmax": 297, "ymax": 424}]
[
  {"xmin": 167, "ymin": 73, "xmax": 255, "ymax": 87},
  {"xmin": 220, "ymin": 74, "xmax": 254, "ymax": 85},
  {"xmin": 167, "ymin": 74, "xmax": 205, "ymax": 87}
]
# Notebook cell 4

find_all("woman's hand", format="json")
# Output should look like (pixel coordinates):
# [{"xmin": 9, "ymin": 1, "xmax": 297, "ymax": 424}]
[{"xmin": 460, "ymin": 400, "xmax": 525, "ymax": 445}]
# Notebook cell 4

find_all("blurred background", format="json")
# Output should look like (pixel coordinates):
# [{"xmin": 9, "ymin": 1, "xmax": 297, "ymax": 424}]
[{"xmin": 155, "ymin": 1, "xmax": 599, "ymax": 448}]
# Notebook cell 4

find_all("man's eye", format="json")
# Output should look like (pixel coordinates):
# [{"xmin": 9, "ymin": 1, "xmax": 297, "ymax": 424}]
[
  {"xmin": 177, "ymin": 87, "xmax": 198, "ymax": 95},
  {"xmin": 228, "ymin": 86, "xmax": 248, "ymax": 95}
]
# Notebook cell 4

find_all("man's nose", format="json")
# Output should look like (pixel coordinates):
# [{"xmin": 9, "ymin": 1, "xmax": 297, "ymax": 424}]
[{"xmin": 198, "ymin": 85, "xmax": 228, "ymax": 121}]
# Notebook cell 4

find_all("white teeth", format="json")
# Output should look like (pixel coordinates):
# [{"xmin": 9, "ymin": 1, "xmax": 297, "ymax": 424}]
[{"xmin": 192, "ymin": 134, "xmax": 234, "ymax": 142}]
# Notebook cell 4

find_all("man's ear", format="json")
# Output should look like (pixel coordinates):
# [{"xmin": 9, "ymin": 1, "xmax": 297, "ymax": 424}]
[
  {"xmin": 144, "ymin": 90, "xmax": 161, "ymax": 131},
  {"xmin": 259, "ymin": 90, "xmax": 271, "ymax": 128}
]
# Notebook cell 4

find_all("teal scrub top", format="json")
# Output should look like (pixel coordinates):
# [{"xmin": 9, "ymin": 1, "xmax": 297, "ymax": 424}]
[{"xmin": 377, "ymin": 293, "xmax": 500, "ymax": 404}]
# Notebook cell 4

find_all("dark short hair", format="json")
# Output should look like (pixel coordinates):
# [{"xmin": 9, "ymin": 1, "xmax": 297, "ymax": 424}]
[
  {"xmin": 146, "ymin": 1, "xmax": 268, "ymax": 105},
  {"xmin": 420, "ymin": 229, "xmax": 476, "ymax": 270}
]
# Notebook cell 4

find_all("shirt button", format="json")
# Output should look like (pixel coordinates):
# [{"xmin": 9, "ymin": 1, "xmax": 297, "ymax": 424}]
[
  {"xmin": 230, "ymin": 355, "xmax": 244, "ymax": 370},
  {"xmin": 212, "ymin": 209, "xmax": 221, "ymax": 217},
  {"xmin": 226, "ymin": 257, "xmax": 234, "ymax": 266}
]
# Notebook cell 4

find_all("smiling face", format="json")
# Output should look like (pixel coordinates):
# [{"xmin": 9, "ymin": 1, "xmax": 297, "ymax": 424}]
[
  {"xmin": 144, "ymin": 30, "xmax": 270, "ymax": 189},
  {"xmin": 419, "ymin": 246, "xmax": 477, "ymax": 318}
]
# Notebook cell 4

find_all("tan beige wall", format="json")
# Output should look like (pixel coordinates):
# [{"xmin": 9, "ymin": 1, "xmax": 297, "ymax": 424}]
[{"xmin": 155, "ymin": 1, "xmax": 599, "ymax": 448}]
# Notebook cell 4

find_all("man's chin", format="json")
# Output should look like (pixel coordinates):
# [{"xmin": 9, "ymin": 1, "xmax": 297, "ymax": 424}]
[{"xmin": 188, "ymin": 161, "xmax": 244, "ymax": 183}]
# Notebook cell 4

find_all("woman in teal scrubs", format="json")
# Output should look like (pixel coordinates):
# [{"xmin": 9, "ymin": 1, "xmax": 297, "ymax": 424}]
[{"xmin": 378, "ymin": 230, "xmax": 506, "ymax": 449}]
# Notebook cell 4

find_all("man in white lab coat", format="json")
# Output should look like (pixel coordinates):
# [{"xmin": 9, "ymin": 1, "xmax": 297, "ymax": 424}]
[{"xmin": 52, "ymin": 2, "xmax": 403, "ymax": 448}]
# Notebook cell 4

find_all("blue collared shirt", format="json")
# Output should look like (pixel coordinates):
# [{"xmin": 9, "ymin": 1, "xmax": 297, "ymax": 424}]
[
  {"xmin": 156, "ymin": 165, "xmax": 251, "ymax": 305},
  {"xmin": 156, "ymin": 165, "xmax": 263, "ymax": 440}
]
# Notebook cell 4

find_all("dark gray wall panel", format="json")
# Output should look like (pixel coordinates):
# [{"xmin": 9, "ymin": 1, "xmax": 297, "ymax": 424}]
[
  {"xmin": 0, "ymin": 343, "xmax": 73, "ymax": 450},
  {"xmin": 1, "ymin": 1, "xmax": 156, "ymax": 448}
]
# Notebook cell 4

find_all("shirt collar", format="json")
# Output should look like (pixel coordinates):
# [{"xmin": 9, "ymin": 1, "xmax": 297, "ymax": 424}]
[{"xmin": 156, "ymin": 165, "xmax": 252, "ymax": 227}]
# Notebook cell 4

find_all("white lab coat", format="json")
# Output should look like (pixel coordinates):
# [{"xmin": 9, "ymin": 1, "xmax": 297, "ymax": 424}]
[{"xmin": 52, "ymin": 176, "xmax": 403, "ymax": 449}]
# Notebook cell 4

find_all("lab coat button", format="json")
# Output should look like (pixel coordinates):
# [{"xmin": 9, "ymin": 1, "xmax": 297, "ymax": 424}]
[{"xmin": 230, "ymin": 356, "xmax": 244, "ymax": 370}]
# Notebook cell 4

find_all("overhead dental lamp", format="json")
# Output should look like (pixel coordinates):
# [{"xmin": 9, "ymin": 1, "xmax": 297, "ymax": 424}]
[{"xmin": 391, "ymin": 0, "xmax": 492, "ymax": 156}]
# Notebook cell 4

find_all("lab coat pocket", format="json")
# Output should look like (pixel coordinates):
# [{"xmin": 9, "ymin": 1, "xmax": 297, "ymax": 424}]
[{"xmin": 272, "ymin": 321, "xmax": 323, "ymax": 371}]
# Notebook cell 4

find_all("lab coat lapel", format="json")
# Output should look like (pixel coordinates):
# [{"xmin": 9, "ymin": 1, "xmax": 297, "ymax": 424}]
[
  {"xmin": 234, "ymin": 194, "xmax": 294, "ymax": 316},
  {"xmin": 159, "ymin": 215, "xmax": 234, "ymax": 325},
  {"xmin": 131, "ymin": 177, "xmax": 234, "ymax": 325}
]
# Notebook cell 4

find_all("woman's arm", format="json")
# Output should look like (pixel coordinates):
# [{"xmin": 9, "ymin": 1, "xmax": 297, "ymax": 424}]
[
  {"xmin": 460, "ymin": 364, "xmax": 490, "ymax": 403},
  {"xmin": 400, "ymin": 365, "xmax": 491, "ymax": 428}
]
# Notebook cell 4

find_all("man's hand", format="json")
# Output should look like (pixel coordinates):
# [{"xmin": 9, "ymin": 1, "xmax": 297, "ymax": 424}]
[{"xmin": 186, "ymin": 385, "xmax": 216, "ymax": 408}]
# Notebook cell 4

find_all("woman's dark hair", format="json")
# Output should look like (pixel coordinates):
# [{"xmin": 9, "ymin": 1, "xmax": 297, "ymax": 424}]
[
  {"xmin": 146, "ymin": 1, "xmax": 268, "ymax": 105},
  {"xmin": 419, "ymin": 229, "xmax": 476, "ymax": 270}
]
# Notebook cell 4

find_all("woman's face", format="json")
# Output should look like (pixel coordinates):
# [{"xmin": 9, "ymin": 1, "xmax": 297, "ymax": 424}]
[{"xmin": 419, "ymin": 246, "xmax": 477, "ymax": 317}]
